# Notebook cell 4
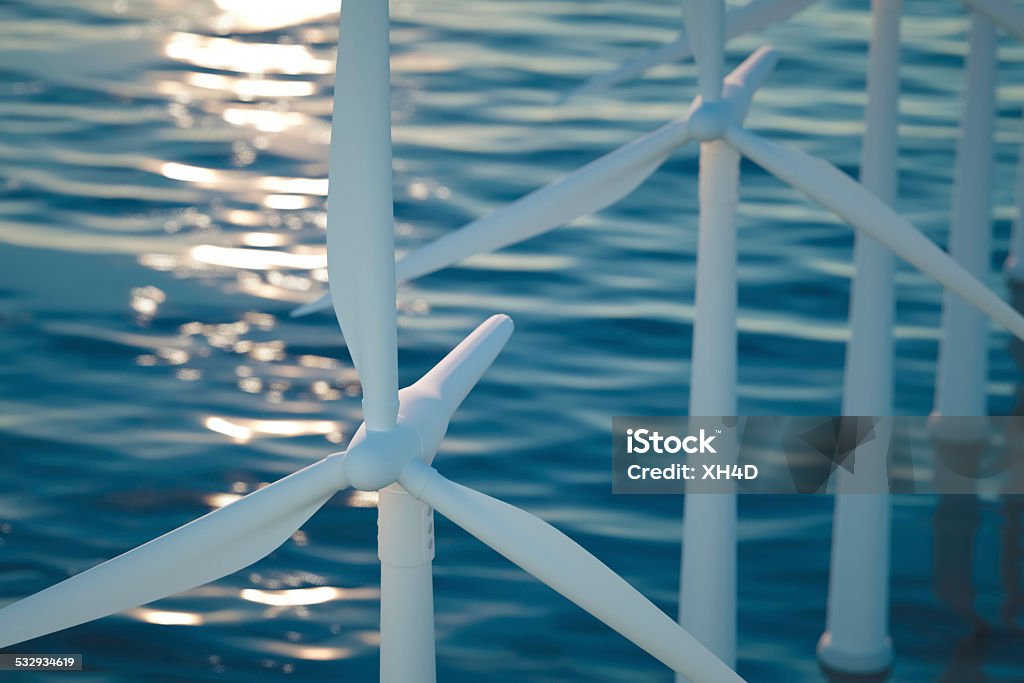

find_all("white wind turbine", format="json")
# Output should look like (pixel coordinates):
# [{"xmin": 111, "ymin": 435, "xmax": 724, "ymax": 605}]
[
  {"xmin": 290, "ymin": 0, "xmax": 1024, "ymax": 673},
  {"xmin": 0, "ymin": 3, "xmax": 746, "ymax": 682},
  {"xmin": 818, "ymin": 0, "xmax": 901, "ymax": 678}
]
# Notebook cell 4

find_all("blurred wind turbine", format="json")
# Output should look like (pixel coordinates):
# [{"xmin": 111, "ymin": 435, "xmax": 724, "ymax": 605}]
[
  {"xmin": 559, "ymin": 0, "xmax": 817, "ymax": 102},
  {"xmin": 291, "ymin": 1, "xmax": 1024, "ymax": 670},
  {"xmin": 926, "ymin": 4, "xmax": 1000, "ymax": 571},
  {"xmin": 818, "ymin": 0, "xmax": 901, "ymax": 678},
  {"xmin": 1008, "ymin": 113, "xmax": 1024, "ymax": 287},
  {"xmin": 0, "ymin": 3, "xmax": 749, "ymax": 683},
  {"xmin": 962, "ymin": 0, "xmax": 1024, "ymax": 42}
]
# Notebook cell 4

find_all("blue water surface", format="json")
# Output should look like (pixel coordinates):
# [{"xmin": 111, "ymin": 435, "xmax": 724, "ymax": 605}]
[{"xmin": 0, "ymin": 0, "xmax": 1022, "ymax": 680}]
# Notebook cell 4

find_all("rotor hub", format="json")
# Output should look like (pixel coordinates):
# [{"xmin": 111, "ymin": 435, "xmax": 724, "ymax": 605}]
[
  {"xmin": 343, "ymin": 417, "xmax": 424, "ymax": 491},
  {"xmin": 688, "ymin": 100, "xmax": 735, "ymax": 142}
]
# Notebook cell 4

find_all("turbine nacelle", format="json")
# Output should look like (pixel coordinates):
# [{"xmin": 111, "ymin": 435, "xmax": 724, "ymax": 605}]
[
  {"xmin": 343, "ymin": 312, "xmax": 514, "ymax": 491},
  {"xmin": 686, "ymin": 44, "xmax": 781, "ymax": 141},
  {"xmin": 687, "ymin": 100, "xmax": 736, "ymax": 141},
  {"xmin": 343, "ymin": 419, "xmax": 422, "ymax": 492}
]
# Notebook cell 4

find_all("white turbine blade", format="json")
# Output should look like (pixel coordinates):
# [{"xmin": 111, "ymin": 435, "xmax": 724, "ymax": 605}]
[
  {"xmin": 292, "ymin": 293, "xmax": 332, "ymax": 317},
  {"xmin": 409, "ymin": 314, "xmax": 514, "ymax": 418},
  {"xmin": 328, "ymin": 0, "xmax": 399, "ymax": 429},
  {"xmin": 563, "ymin": 0, "xmax": 814, "ymax": 101},
  {"xmin": 0, "ymin": 455, "xmax": 346, "ymax": 648},
  {"xmin": 725, "ymin": 126, "xmax": 1024, "ymax": 341},
  {"xmin": 719, "ymin": 45, "xmax": 779, "ymax": 122},
  {"xmin": 292, "ymin": 116, "xmax": 691, "ymax": 319},
  {"xmin": 395, "ymin": 117, "xmax": 692, "ymax": 282},
  {"xmin": 724, "ymin": 0, "xmax": 817, "ymax": 39},
  {"xmin": 561, "ymin": 37, "xmax": 694, "ymax": 102},
  {"xmin": 963, "ymin": 0, "xmax": 1024, "ymax": 42},
  {"xmin": 399, "ymin": 461, "xmax": 746, "ymax": 682}
]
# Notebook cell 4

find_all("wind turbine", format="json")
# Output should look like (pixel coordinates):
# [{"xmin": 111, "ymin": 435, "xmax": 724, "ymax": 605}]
[
  {"xmin": 291, "ymin": 0, "xmax": 1024, "ymax": 668},
  {"xmin": 928, "ymin": 6, "xmax": 999, "ymax": 497},
  {"xmin": 818, "ymin": 0, "xmax": 901, "ymax": 679},
  {"xmin": 0, "ymin": 3, "xmax": 746, "ymax": 682},
  {"xmin": 924, "ymin": 2, "xmax": 1002, "ymax": 649},
  {"xmin": 1009, "ymin": 115, "xmax": 1024, "ymax": 303}
]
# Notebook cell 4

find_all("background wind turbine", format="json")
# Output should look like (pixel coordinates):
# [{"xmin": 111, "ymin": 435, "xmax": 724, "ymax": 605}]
[
  {"xmin": 1009, "ymin": 114, "xmax": 1024, "ymax": 299},
  {"xmin": 925, "ymin": 7, "xmax": 999, "ymax": 628},
  {"xmin": 818, "ymin": 0, "xmax": 901, "ymax": 679},
  {"xmin": 0, "ymin": 3, "xmax": 746, "ymax": 682},
  {"xmin": 929, "ymin": 10, "xmax": 998, "ymax": 448},
  {"xmin": 291, "ymin": 47, "xmax": 778, "ymax": 319},
  {"xmin": 677, "ymin": 0, "xmax": 740, "ymax": 669},
  {"xmin": 962, "ymin": 0, "xmax": 1024, "ymax": 42}
]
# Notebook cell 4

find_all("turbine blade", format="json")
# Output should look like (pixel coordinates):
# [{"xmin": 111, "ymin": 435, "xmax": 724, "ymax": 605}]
[
  {"xmin": 720, "ymin": 46, "xmax": 779, "ymax": 122},
  {"xmin": 561, "ymin": 37, "xmax": 693, "ymax": 102},
  {"xmin": 328, "ymin": 0, "xmax": 399, "ymax": 429},
  {"xmin": 963, "ymin": 0, "xmax": 1024, "ymax": 42},
  {"xmin": 408, "ymin": 314, "xmax": 514, "ymax": 418},
  {"xmin": 725, "ymin": 126, "xmax": 1024, "ymax": 341},
  {"xmin": 399, "ymin": 461, "xmax": 746, "ymax": 682},
  {"xmin": 562, "ymin": 0, "xmax": 812, "ymax": 101},
  {"xmin": 291, "ymin": 294, "xmax": 331, "ymax": 317},
  {"xmin": 0, "ymin": 455, "xmax": 346, "ymax": 648},
  {"xmin": 724, "ymin": 0, "xmax": 818, "ymax": 41},
  {"xmin": 396, "ymin": 117, "xmax": 691, "ymax": 282}
]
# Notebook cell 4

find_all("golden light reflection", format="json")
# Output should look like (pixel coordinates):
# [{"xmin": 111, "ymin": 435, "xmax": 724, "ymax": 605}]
[
  {"xmin": 160, "ymin": 162, "xmax": 221, "ymax": 185},
  {"xmin": 205, "ymin": 416, "xmax": 340, "ymax": 442},
  {"xmin": 259, "ymin": 177, "xmax": 327, "ymax": 196},
  {"xmin": 206, "ymin": 492, "xmax": 244, "ymax": 509},
  {"xmin": 298, "ymin": 355, "xmax": 339, "ymax": 369},
  {"xmin": 290, "ymin": 646, "xmax": 355, "ymax": 661},
  {"xmin": 240, "ymin": 586, "xmax": 342, "ymax": 607},
  {"xmin": 258, "ymin": 641, "xmax": 356, "ymax": 662},
  {"xmin": 235, "ymin": 276, "xmax": 314, "ymax": 303},
  {"xmin": 211, "ymin": 0, "xmax": 339, "ymax": 33},
  {"xmin": 223, "ymin": 209, "xmax": 266, "ymax": 227},
  {"xmin": 242, "ymin": 232, "xmax": 288, "ymax": 248},
  {"xmin": 130, "ymin": 286, "xmax": 165, "ymax": 319},
  {"xmin": 263, "ymin": 194, "xmax": 316, "ymax": 210},
  {"xmin": 205, "ymin": 416, "xmax": 253, "ymax": 443},
  {"xmin": 190, "ymin": 245, "xmax": 325, "ymax": 271},
  {"xmin": 346, "ymin": 491, "xmax": 379, "ymax": 508},
  {"xmin": 222, "ymin": 108, "xmax": 311, "ymax": 133},
  {"xmin": 391, "ymin": 52, "xmax": 458, "ymax": 74},
  {"xmin": 164, "ymin": 33, "xmax": 331, "ymax": 75},
  {"xmin": 251, "ymin": 419, "xmax": 336, "ymax": 436},
  {"xmin": 187, "ymin": 73, "xmax": 316, "ymax": 99},
  {"xmin": 132, "ymin": 609, "xmax": 204, "ymax": 626}
]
